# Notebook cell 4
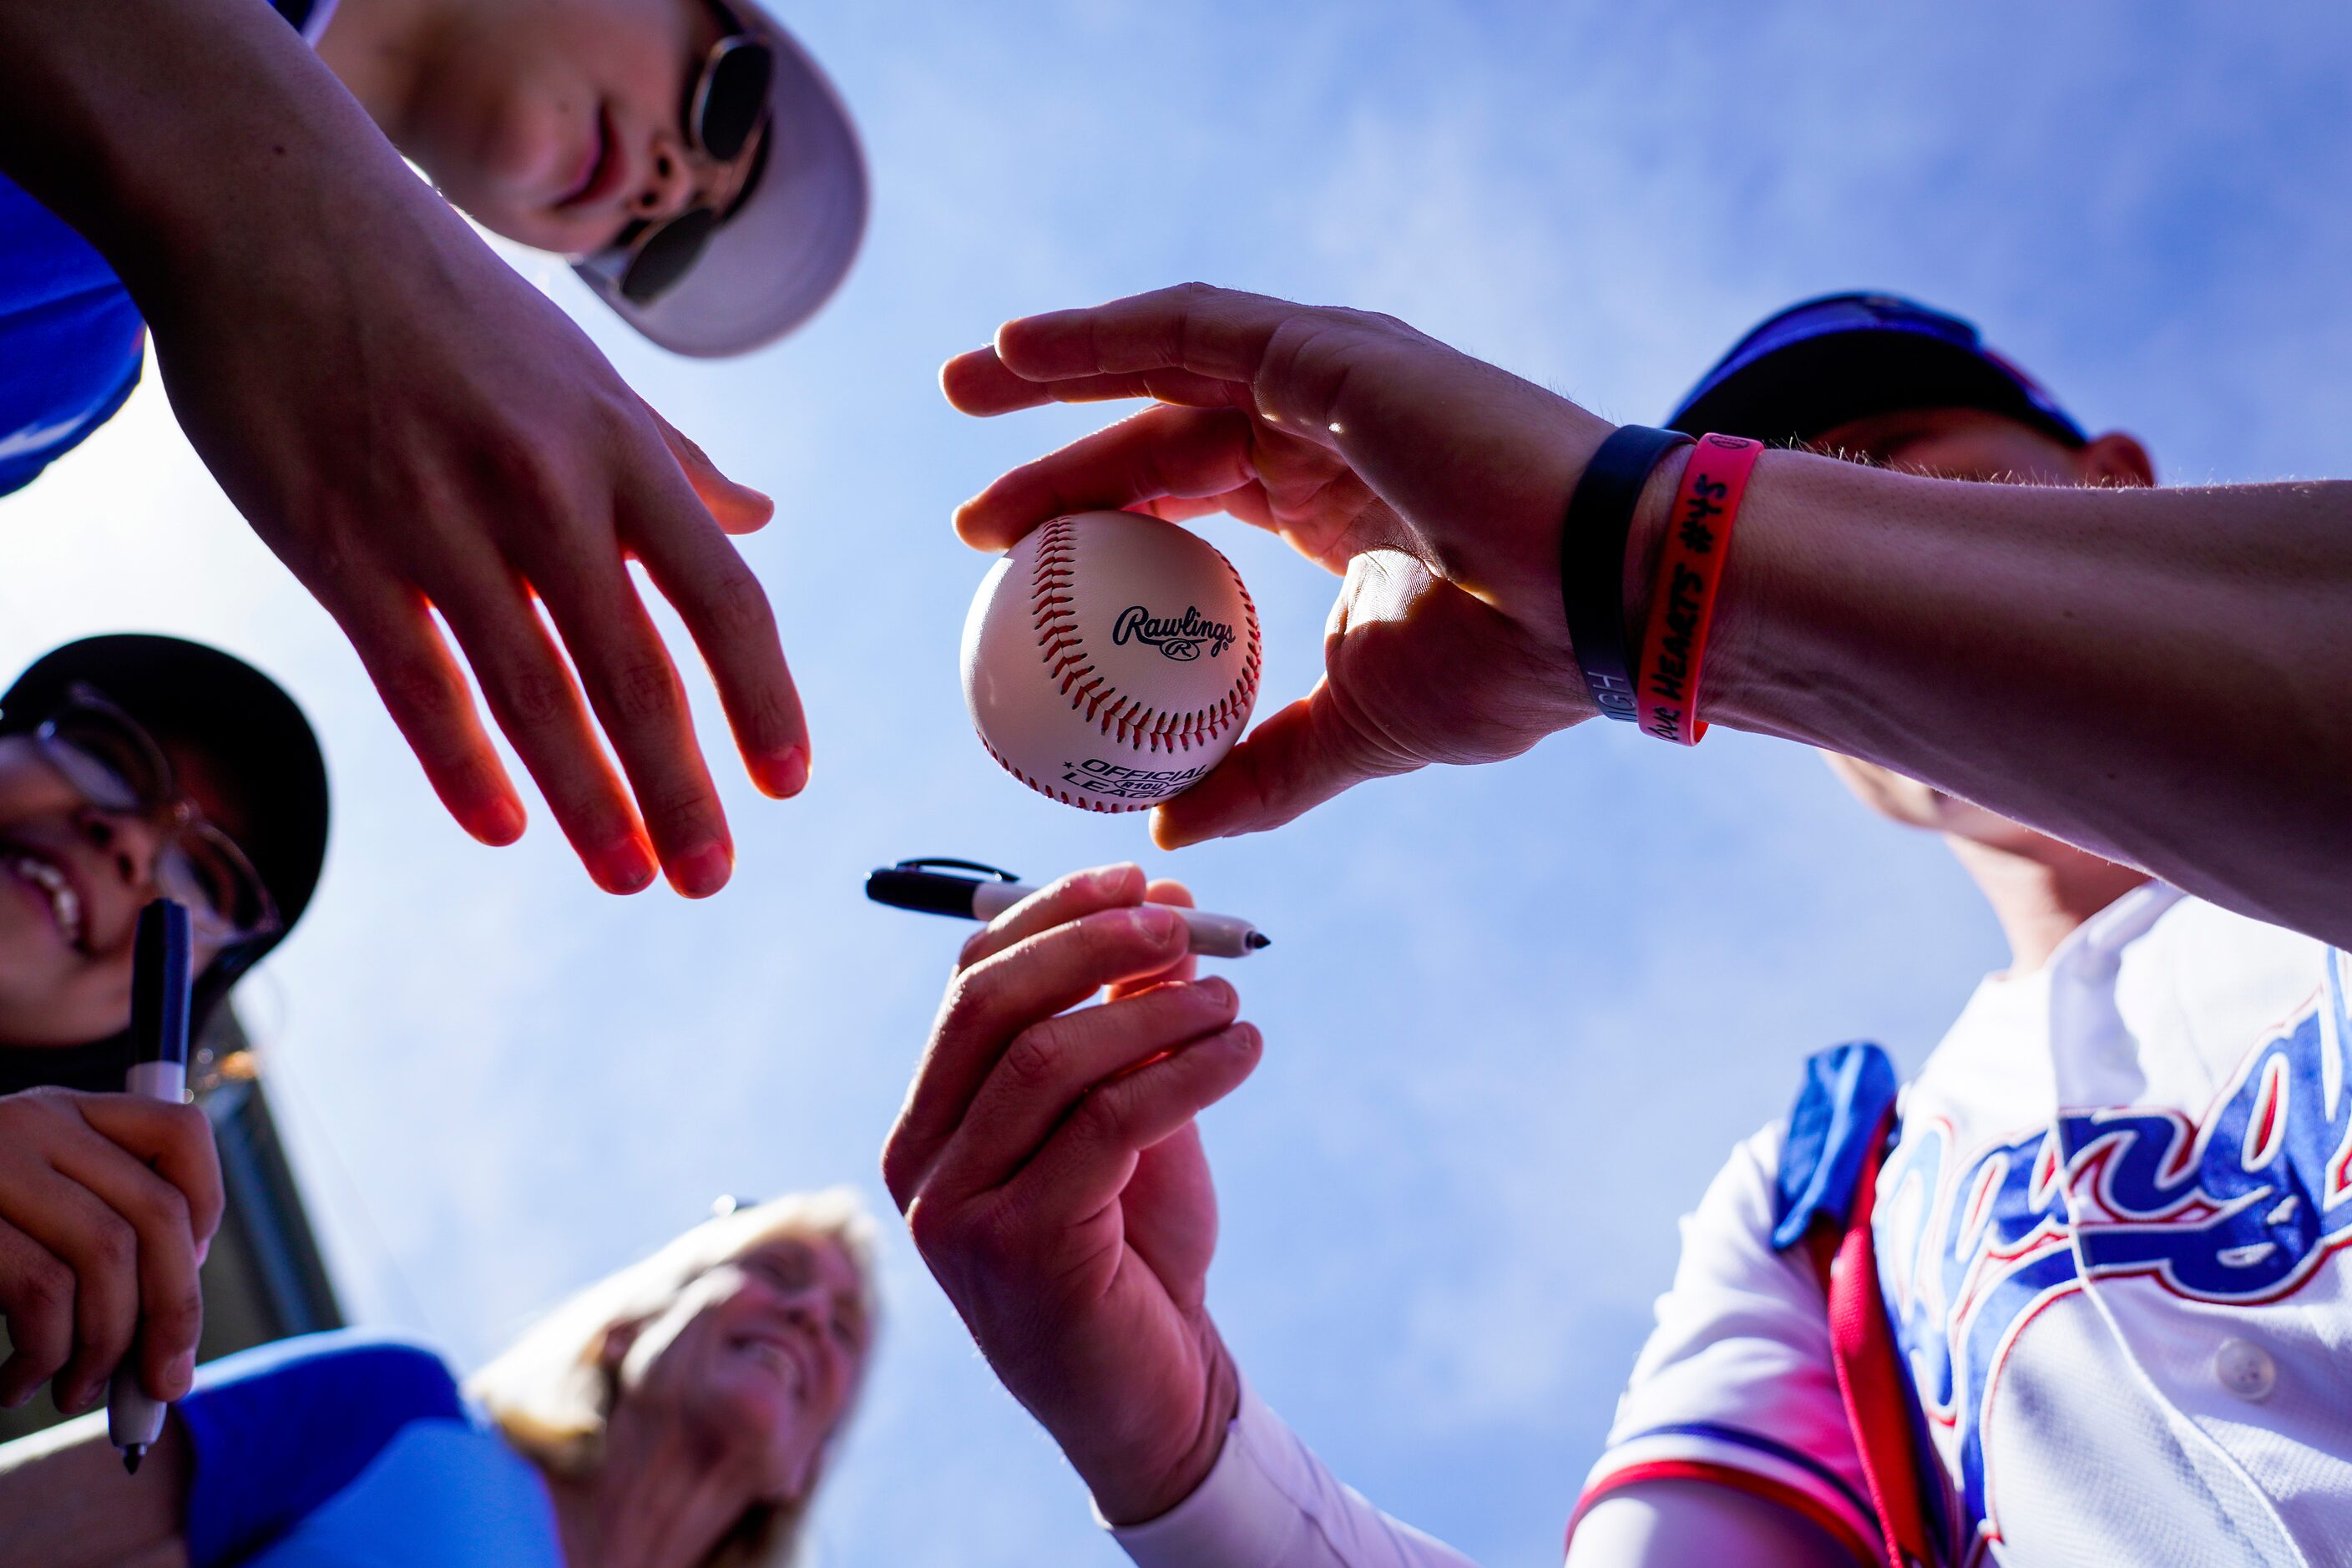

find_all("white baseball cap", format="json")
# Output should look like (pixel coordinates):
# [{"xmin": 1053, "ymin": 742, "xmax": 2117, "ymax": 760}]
[{"xmin": 573, "ymin": 0, "xmax": 867, "ymax": 359}]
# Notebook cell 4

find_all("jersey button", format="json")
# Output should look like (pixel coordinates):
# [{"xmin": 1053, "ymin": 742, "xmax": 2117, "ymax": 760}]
[{"xmin": 2214, "ymin": 1338, "xmax": 2276, "ymax": 1402}]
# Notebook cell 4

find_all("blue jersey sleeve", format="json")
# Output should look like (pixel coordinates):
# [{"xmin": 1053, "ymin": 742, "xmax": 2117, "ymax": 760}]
[{"xmin": 178, "ymin": 1329, "xmax": 468, "ymax": 1568}]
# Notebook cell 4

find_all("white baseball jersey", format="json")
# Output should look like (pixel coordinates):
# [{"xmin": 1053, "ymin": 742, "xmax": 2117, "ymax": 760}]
[
  {"xmin": 1106, "ymin": 887, "xmax": 2352, "ymax": 1566},
  {"xmin": 1580, "ymin": 884, "xmax": 2352, "ymax": 1565}
]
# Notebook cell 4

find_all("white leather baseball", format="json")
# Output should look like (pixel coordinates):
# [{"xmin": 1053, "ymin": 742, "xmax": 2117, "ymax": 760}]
[{"xmin": 961, "ymin": 510, "xmax": 1262, "ymax": 812}]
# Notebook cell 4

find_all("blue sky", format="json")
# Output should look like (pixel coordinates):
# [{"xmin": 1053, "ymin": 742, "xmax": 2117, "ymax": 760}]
[{"xmin": 5, "ymin": 3, "xmax": 2351, "ymax": 1562}]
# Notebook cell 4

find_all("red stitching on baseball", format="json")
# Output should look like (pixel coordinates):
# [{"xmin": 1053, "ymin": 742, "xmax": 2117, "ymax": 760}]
[{"xmin": 1025, "ymin": 515, "xmax": 1260, "ymax": 757}]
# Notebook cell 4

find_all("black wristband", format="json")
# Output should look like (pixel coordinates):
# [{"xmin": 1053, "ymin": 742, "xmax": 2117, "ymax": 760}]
[{"xmin": 1560, "ymin": 425, "xmax": 1693, "ymax": 721}]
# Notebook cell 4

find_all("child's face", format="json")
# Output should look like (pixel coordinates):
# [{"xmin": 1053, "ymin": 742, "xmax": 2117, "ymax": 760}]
[
  {"xmin": 394, "ymin": 0, "xmax": 749, "ymax": 256},
  {"xmin": 0, "ymin": 737, "xmax": 240, "ymax": 1048}
]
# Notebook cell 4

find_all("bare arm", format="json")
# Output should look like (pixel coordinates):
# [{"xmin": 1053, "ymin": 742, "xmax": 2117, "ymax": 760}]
[
  {"xmin": 1685, "ymin": 456, "xmax": 2351, "ymax": 941},
  {"xmin": 0, "ymin": 1410, "xmax": 190, "ymax": 1568},
  {"xmin": 0, "ymin": 0, "xmax": 803, "ymax": 898},
  {"xmin": 946, "ymin": 286, "xmax": 2352, "ymax": 945}
]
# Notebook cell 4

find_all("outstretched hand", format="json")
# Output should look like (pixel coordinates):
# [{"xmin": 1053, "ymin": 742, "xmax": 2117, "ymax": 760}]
[
  {"xmin": 944, "ymin": 284, "xmax": 1615, "ymax": 847},
  {"xmin": 145, "ymin": 202, "xmax": 803, "ymax": 898},
  {"xmin": 883, "ymin": 866, "xmax": 1258, "ymax": 1524}
]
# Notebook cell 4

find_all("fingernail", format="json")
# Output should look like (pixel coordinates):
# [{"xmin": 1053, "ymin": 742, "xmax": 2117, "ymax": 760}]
[
  {"xmin": 479, "ymin": 796, "xmax": 528, "ymax": 846},
  {"xmin": 756, "ymin": 746, "xmax": 809, "ymax": 799},
  {"xmin": 1092, "ymin": 862, "xmax": 1139, "ymax": 893},
  {"xmin": 195, "ymin": 1235, "xmax": 210, "ymax": 1267},
  {"xmin": 592, "ymin": 837, "xmax": 659, "ymax": 895},
  {"xmin": 1200, "ymin": 976, "xmax": 1237, "ymax": 1005},
  {"xmin": 667, "ymin": 841, "xmax": 733, "ymax": 899},
  {"xmin": 168, "ymin": 1349, "xmax": 196, "ymax": 1395},
  {"xmin": 67, "ymin": 1381, "xmax": 100, "ymax": 1414}
]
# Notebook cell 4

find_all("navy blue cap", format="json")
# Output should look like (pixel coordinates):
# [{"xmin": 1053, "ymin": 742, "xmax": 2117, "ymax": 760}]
[{"xmin": 1665, "ymin": 292, "xmax": 2086, "ymax": 450}]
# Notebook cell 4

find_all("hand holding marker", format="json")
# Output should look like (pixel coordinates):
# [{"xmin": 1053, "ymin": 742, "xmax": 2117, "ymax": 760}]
[
  {"xmin": 866, "ymin": 859, "xmax": 1267, "ymax": 959},
  {"xmin": 108, "ymin": 898, "xmax": 192, "ymax": 1475}
]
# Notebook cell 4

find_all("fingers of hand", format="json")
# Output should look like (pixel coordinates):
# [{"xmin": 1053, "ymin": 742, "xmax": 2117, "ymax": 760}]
[
  {"xmin": 5, "ymin": 1166, "xmax": 147, "ymax": 1413},
  {"xmin": 622, "ymin": 498, "xmax": 807, "ymax": 801},
  {"xmin": 335, "ymin": 583, "xmax": 529, "ymax": 849},
  {"xmin": 953, "ymin": 405, "xmax": 1262, "ymax": 550},
  {"xmin": 924, "ymin": 975, "xmax": 1242, "ymax": 1205},
  {"xmin": 991, "ymin": 283, "xmax": 1299, "ymax": 386},
  {"xmin": 1008, "ymin": 1023, "xmax": 1262, "ymax": 1222},
  {"xmin": 1154, "ymin": 566, "xmax": 1550, "ymax": 848},
  {"xmin": 527, "ymin": 550, "xmax": 733, "ymax": 898},
  {"xmin": 73, "ymin": 1099, "xmax": 225, "ymax": 1258},
  {"xmin": 883, "ymin": 897, "xmax": 1189, "ymax": 1210},
  {"xmin": 939, "ymin": 350, "xmax": 1243, "ymax": 417},
  {"xmin": 1151, "ymin": 680, "xmax": 1407, "ymax": 850},
  {"xmin": 0, "ymin": 1218, "xmax": 71, "ymax": 1408},
  {"xmin": 422, "ymin": 576, "xmax": 660, "ymax": 896},
  {"xmin": 16, "ymin": 1095, "xmax": 218, "ymax": 1407},
  {"xmin": 650, "ymin": 405, "xmax": 774, "ymax": 535},
  {"xmin": 1108, "ymin": 881, "xmax": 1197, "ymax": 998},
  {"xmin": 953, "ymin": 864, "xmax": 1146, "ymax": 972}
]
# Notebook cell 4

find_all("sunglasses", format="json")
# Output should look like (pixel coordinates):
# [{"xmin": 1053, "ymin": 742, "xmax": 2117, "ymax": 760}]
[
  {"xmin": 33, "ymin": 685, "xmax": 281, "ymax": 948},
  {"xmin": 588, "ymin": 4, "xmax": 775, "ymax": 306}
]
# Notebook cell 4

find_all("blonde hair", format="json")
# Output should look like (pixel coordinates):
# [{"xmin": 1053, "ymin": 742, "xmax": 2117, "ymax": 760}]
[{"xmin": 467, "ymin": 1188, "xmax": 879, "ymax": 1568}]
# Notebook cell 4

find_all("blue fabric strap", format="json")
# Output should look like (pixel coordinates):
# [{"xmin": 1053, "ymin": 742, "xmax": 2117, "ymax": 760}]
[
  {"xmin": 1770, "ymin": 1040, "xmax": 1899, "ymax": 1252},
  {"xmin": 179, "ymin": 1330, "xmax": 468, "ymax": 1568}
]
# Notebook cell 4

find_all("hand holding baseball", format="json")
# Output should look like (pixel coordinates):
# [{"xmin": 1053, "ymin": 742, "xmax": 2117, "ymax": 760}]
[
  {"xmin": 882, "ymin": 867, "xmax": 1256, "ymax": 1525},
  {"xmin": 943, "ymin": 283, "xmax": 1612, "ymax": 847}
]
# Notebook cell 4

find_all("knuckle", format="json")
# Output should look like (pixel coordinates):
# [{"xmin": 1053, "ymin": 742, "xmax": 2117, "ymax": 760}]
[
  {"xmin": 377, "ymin": 652, "xmax": 463, "ymax": 728},
  {"xmin": 495, "ymin": 662, "xmax": 575, "ymax": 730},
  {"xmin": 1075, "ymin": 1082, "xmax": 1136, "ymax": 1149},
  {"xmin": 938, "ymin": 969, "xmax": 994, "ymax": 1030},
  {"xmin": 150, "ymin": 1285, "xmax": 205, "ymax": 1343},
  {"xmin": 141, "ymin": 1180, "xmax": 193, "ymax": 1238},
  {"xmin": 484, "ymin": 440, "xmax": 578, "ymax": 522},
  {"xmin": 878, "ymin": 1141, "xmax": 913, "ymax": 1210},
  {"xmin": 600, "ymin": 658, "xmax": 682, "ymax": 727},
  {"xmin": 635, "ymin": 781, "xmax": 715, "ymax": 847},
  {"xmin": 87, "ymin": 1216, "xmax": 136, "ymax": 1276},
  {"xmin": 903, "ymin": 1194, "xmax": 958, "ymax": 1257},
  {"xmin": 14, "ymin": 1256, "xmax": 71, "ymax": 1318},
  {"xmin": 999, "ymin": 1026, "xmax": 1065, "ymax": 1095},
  {"xmin": 695, "ymin": 566, "xmax": 776, "ymax": 646}
]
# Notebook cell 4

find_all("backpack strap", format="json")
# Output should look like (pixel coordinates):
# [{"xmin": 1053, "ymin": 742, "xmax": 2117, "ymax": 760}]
[{"xmin": 1771, "ymin": 1044, "xmax": 1943, "ymax": 1568}]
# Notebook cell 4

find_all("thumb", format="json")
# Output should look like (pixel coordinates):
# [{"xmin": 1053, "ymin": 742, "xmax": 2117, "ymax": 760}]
[
  {"xmin": 649, "ymin": 404, "xmax": 773, "ymax": 535},
  {"xmin": 1151, "ymin": 678, "xmax": 1417, "ymax": 848}
]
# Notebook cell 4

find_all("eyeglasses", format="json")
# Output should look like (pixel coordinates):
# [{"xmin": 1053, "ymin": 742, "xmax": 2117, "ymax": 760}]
[
  {"xmin": 584, "ymin": 3, "xmax": 774, "ymax": 306},
  {"xmin": 32, "ymin": 685, "xmax": 281, "ymax": 948}
]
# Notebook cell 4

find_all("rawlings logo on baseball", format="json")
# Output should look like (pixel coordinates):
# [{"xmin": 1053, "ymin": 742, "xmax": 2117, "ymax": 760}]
[
  {"xmin": 1112, "ymin": 604, "xmax": 1236, "ymax": 661},
  {"xmin": 960, "ymin": 511, "xmax": 1262, "ymax": 814}
]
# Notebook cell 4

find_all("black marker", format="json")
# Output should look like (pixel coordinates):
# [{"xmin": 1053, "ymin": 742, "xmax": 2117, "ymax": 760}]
[
  {"xmin": 867, "ymin": 858, "xmax": 1268, "ymax": 959},
  {"xmin": 109, "ymin": 898, "xmax": 191, "ymax": 1475}
]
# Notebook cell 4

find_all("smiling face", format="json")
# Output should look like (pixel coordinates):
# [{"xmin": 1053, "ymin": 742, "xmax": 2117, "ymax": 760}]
[
  {"xmin": 601, "ymin": 1230, "xmax": 871, "ymax": 1500},
  {"xmin": 0, "ymin": 734, "xmax": 244, "ymax": 1047},
  {"xmin": 376, "ymin": 0, "xmax": 756, "ymax": 255}
]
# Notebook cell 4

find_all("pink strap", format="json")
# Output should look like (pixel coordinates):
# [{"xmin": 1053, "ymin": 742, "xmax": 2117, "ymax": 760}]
[{"xmin": 1805, "ymin": 1106, "xmax": 1938, "ymax": 1568}]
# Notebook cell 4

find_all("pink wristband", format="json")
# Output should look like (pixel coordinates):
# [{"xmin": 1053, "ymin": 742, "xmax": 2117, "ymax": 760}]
[{"xmin": 1633, "ymin": 432, "xmax": 1763, "ymax": 745}]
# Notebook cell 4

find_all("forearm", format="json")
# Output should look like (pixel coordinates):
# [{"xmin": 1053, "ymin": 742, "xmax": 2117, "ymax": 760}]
[
  {"xmin": 1645, "ymin": 453, "xmax": 2352, "ymax": 942},
  {"xmin": 0, "ymin": 1411, "xmax": 190, "ymax": 1566},
  {"xmin": 0, "ymin": 0, "xmax": 413, "ymax": 308}
]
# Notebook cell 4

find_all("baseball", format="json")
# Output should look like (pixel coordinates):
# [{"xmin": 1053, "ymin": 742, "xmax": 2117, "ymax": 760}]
[{"xmin": 961, "ymin": 510, "xmax": 1262, "ymax": 812}]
